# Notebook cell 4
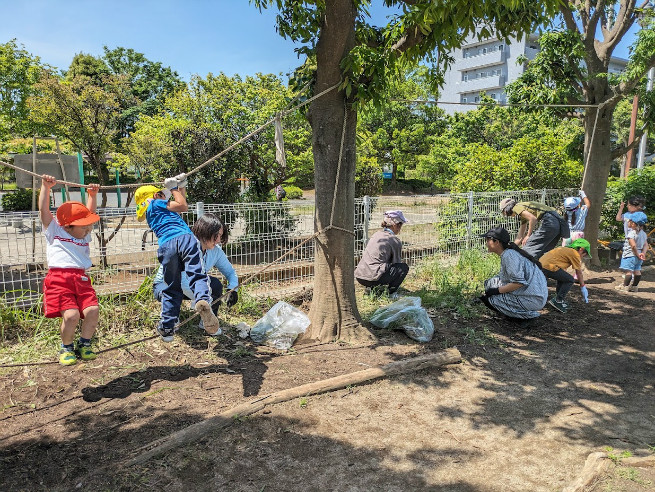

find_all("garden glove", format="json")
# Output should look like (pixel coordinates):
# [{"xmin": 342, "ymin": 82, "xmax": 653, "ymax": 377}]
[
  {"xmin": 485, "ymin": 286, "xmax": 500, "ymax": 297},
  {"xmin": 164, "ymin": 176, "xmax": 179, "ymax": 190},
  {"xmin": 578, "ymin": 189, "xmax": 587, "ymax": 199},
  {"xmin": 580, "ymin": 285, "xmax": 589, "ymax": 303},
  {"xmin": 226, "ymin": 290, "xmax": 239, "ymax": 308},
  {"xmin": 174, "ymin": 173, "xmax": 188, "ymax": 189}
]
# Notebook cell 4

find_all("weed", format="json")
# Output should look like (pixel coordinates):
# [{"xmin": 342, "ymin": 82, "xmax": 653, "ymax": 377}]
[
  {"xmin": 616, "ymin": 466, "xmax": 651, "ymax": 485},
  {"xmin": 299, "ymin": 397, "xmax": 308, "ymax": 408},
  {"xmin": 460, "ymin": 326, "xmax": 498, "ymax": 346},
  {"xmin": 605, "ymin": 446, "xmax": 633, "ymax": 463},
  {"xmin": 232, "ymin": 346, "xmax": 254, "ymax": 358}
]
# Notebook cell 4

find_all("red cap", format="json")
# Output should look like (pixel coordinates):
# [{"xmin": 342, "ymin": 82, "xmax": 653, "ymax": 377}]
[{"xmin": 56, "ymin": 201, "xmax": 100, "ymax": 226}]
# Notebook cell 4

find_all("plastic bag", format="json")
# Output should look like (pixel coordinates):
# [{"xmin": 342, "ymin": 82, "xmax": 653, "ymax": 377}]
[
  {"xmin": 235, "ymin": 322, "xmax": 251, "ymax": 339},
  {"xmin": 369, "ymin": 296, "xmax": 434, "ymax": 343},
  {"xmin": 250, "ymin": 301, "xmax": 310, "ymax": 350}
]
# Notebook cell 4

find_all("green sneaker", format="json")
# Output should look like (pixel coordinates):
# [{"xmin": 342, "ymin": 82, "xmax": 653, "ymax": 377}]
[
  {"xmin": 76, "ymin": 344, "xmax": 97, "ymax": 361},
  {"xmin": 59, "ymin": 348, "xmax": 78, "ymax": 366}
]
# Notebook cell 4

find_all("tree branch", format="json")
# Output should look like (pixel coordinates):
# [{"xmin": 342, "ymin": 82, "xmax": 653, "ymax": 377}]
[
  {"xmin": 601, "ymin": 0, "xmax": 638, "ymax": 56},
  {"xmin": 611, "ymin": 128, "xmax": 644, "ymax": 159}
]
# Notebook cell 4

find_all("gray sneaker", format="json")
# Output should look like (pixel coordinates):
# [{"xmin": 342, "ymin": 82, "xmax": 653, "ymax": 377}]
[
  {"xmin": 198, "ymin": 319, "xmax": 222, "ymax": 336},
  {"xmin": 195, "ymin": 300, "xmax": 220, "ymax": 336},
  {"xmin": 548, "ymin": 297, "xmax": 569, "ymax": 313},
  {"xmin": 156, "ymin": 325, "xmax": 175, "ymax": 342}
]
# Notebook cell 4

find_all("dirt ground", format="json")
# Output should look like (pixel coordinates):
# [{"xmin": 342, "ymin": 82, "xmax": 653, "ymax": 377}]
[{"xmin": 1, "ymin": 267, "xmax": 654, "ymax": 491}]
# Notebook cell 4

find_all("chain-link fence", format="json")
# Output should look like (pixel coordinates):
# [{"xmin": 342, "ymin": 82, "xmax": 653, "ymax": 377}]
[{"xmin": 0, "ymin": 189, "xmax": 574, "ymax": 307}]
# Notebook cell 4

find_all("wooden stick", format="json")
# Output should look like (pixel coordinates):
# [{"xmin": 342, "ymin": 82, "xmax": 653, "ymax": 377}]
[
  {"xmin": 563, "ymin": 452, "xmax": 610, "ymax": 492},
  {"xmin": 125, "ymin": 348, "xmax": 461, "ymax": 466}
]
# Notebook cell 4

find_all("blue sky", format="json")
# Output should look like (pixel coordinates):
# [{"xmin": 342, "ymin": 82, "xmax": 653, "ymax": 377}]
[{"xmin": 2, "ymin": 1, "xmax": 638, "ymax": 80}]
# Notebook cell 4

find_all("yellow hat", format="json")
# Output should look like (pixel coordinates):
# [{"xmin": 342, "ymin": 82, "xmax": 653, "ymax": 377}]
[{"xmin": 135, "ymin": 185, "xmax": 161, "ymax": 222}]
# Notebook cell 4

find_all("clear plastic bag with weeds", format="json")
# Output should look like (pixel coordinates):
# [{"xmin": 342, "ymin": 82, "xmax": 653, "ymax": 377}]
[
  {"xmin": 250, "ymin": 301, "xmax": 310, "ymax": 350},
  {"xmin": 369, "ymin": 296, "xmax": 434, "ymax": 343}
]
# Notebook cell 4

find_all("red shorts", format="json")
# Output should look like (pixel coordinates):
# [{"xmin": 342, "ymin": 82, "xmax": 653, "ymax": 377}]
[{"xmin": 43, "ymin": 268, "xmax": 98, "ymax": 318}]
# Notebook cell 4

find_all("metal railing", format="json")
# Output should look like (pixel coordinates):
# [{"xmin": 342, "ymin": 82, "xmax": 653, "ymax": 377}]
[{"xmin": 0, "ymin": 189, "xmax": 574, "ymax": 307}]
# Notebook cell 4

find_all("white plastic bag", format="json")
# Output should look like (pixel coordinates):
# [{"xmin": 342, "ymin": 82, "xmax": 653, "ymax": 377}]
[
  {"xmin": 250, "ymin": 301, "xmax": 310, "ymax": 350},
  {"xmin": 369, "ymin": 296, "xmax": 434, "ymax": 343}
]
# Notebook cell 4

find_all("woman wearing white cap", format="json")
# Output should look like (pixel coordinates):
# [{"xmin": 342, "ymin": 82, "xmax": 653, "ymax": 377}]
[{"xmin": 355, "ymin": 210, "xmax": 409, "ymax": 296}]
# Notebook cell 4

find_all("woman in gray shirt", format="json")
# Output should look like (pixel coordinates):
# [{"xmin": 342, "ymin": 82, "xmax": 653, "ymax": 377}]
[
  {"xmin": 355, "ymin": 210, "xmax": 409, "ymax": 296},
  {"xmin": 479, "ymin": 226, "xmax": 548, "ymax": 320}
]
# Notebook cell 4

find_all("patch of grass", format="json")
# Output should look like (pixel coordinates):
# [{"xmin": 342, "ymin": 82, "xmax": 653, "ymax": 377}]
[
  {"xmin": 605, "ymin": 446, "xmax": 633, "ymax": 463},
  {"xmin": 460, "ymin": 325, "xmax": 499, "ymax": 346},
  {"xmin": 299, "ymin": 397, "xmax": 308, "ymax": 408},
  {"xmin": 409, "ymin": 249, "xmax": 500, "ymax": 317},
  {"xmin": 616, "ymin": 466, "xmax": 652, "ymax": 486}
]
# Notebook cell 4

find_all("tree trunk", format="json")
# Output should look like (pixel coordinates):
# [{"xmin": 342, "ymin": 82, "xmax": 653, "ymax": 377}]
[
  {"xmin": 581, "ymin": 104, "xmax": 615, "ymax": 266},
  {"xmin": 304, "ymin": 0, "xmax": 372, "ymax": 343}
]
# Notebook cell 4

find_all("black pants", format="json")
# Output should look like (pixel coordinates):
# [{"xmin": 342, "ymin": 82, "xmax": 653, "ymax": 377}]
[
  {"xmin": 523, "ymin": 211, "xmax": 566, "ymax": 260},
  {"xmin": 356, "ymin": 263, "xmax": 409, "ymax": 293},
  {"xmin": 542, "ymin": 268, "xmax": 574, "ymax": 301}
]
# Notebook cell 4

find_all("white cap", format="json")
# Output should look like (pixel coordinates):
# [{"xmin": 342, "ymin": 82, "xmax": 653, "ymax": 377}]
[{"xmin": 384, "ymin": 210, "xmax": 409, "ymax": 224}]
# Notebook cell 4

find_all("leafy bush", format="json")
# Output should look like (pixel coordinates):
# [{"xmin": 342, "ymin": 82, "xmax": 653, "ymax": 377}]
[
  {"xmin": 282, "ymin": 185, "xmax": 303, "ymax": 199},
  {"xmin": 1, "ymin": 188, "xmax": 38, "ymax": 211},
  {"xmin": 355, "ymin": 155, "xmax": 383, "ymax": 197},
  {"xmin": 600, "ymin": 166, "xmax": 655, "ymax": 239}
]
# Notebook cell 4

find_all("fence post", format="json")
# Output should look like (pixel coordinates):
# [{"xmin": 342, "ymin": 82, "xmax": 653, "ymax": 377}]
[
  {"xmin": 466, "ymin": 191, "xmax": 474, "ymax": 249},
  {"xmin": 541, "ymin": 188, "xmax": 546, "ymax": 204},
  {"xmin": 78, "ymin": 153, "xmax": 86, "ymax": 203},
  {"xmin": 196, "ymin": 201, "xmax": 205, "ymax": 218},
  {"xmin": 363, "ymin": 195, "xmax": 370, "ymax": 248}
]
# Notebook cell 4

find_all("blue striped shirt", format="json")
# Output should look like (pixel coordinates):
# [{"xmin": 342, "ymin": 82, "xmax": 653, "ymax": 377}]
[{"xmin": 565, "ymin": 205, "xmax": 588, "ymax": 232}]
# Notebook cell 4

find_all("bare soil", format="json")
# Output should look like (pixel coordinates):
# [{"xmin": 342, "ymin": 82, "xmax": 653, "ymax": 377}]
[{"xmin": 1, "ymin": 267, "xmax": 654, "ymax": 491}]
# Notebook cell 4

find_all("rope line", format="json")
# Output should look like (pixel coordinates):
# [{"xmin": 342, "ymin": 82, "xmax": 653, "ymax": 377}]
[
  {"xmin": 0, "ymin": 82, "xmax": 360, "ymax": 369},
  {"xmin": 393, "ymin": 98, "xmax": 603, "ymax": 109},
  {"xmin": 0, "ymin": 82, "xmax": 339, "ymax": 192}
]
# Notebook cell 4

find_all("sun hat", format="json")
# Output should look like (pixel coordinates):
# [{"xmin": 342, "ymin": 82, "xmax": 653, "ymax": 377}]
[
  {"xmin": 564, "ymin": 197, "xmax": 581, "ymax": 210},
  {"xmin": 56, "ymin": 201, "xmax": 100, "ymax": 227},
  {"xmin": 479, "ymin": 225, "xmax": 511, "ymax": 245},
  {"xmin": 568, "ymin": 238, "xmax": 592, "ymax": 258},
  {"xmin": 384, "ymin": 210, "xmax": 409, "ymax": 224},
  {"xmin": 135, "ymin": 185, "xmax": 163, "ymax": 222},
  {"xmin": 625, "ymin": 211, "xmax": 648, "ymax": 226},
  {"xmin": 499, "ymin": 198, "xmax": 516, "ymax": 215}
]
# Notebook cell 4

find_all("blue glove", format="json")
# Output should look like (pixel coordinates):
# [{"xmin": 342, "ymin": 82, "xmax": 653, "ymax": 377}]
[{"xmin": 580, "ymin": 285, "xmax": 589, "ymax": 303}]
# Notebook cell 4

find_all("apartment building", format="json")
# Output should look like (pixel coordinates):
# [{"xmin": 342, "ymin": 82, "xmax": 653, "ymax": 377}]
[{"xmin": 439, "ymin": 33, "xmax": 628, "ymax": 114}]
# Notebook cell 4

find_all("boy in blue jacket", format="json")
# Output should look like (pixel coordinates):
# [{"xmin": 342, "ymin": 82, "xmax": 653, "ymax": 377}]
[{"xmin": 136, "ymin": 174, "xmax": 220, "ymax": 341}]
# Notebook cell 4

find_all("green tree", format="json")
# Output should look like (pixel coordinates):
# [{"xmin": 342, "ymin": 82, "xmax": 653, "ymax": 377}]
[
  {"xmin": 358, "ymin": 67, "xmax": 447, "ymax": 183},
  {"xmin": 254, "ymin": 0, "xmax": 560, "ymax": 342},
  {"xmin": 120, "ymin": 72, "xmax": 311, "ymax": 202},
  {"xmin": 0, "ymin": 39, "xmax": 47, "ymax": 138},
  {"xmin": 505, "ymin": 2, "xmax": 655, "ymax": 264},
  {"xmin": 28, "ymin": 71, "xmax": 135, "ymax": 199}
]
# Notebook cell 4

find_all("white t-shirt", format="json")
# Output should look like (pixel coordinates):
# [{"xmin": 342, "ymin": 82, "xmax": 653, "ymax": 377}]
[{"xmin": 44, "ymin": 220, "xmax": 93, "ymax": 269}]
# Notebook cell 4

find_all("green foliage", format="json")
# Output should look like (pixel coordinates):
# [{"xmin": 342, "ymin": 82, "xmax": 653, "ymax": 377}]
[
  {"xmin": 0, "ymin": 188, "xmax": 38, "ymax": 211},
  {"xmin": 355, "ymin": 155, "xmax": 383, "ymax": 197},
  {"xmin": 282, "ymin": 185, "xmax": 303, "ymax": 199},
  {"xmin": 600, "ymin": 166, "xmax": 655, "ymax": 239},
  {"xmin": 450, "ymin": 130, "xmax": 583, "ymax": 192},
  {"xmin": 412, "ymin": 249, "xmax": 500, "ymax": 318},
  {"xmin": 0, "ymin": 39, "xmax": 48, "ymax": 138}
]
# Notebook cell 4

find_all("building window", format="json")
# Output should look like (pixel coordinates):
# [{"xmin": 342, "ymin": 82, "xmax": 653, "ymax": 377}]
[
  {"xmin": 482, "ymin": 47, "xmax": 487, "ymax": 54},
  {"xmin": 463, "ymin": 73, "xmax": 468, "ymax": 82},
  {"xmin": 490, "ymin": 93, "xmax": 497, "ymax": 100},
  {"xmin": 498, "ymin": 44, "xmax": 503, "ymax": 52},
  {"xmin": 474, "ymin": 96, "xmax": 480, "ymax": 103},
  {"xmin": 461, "ymin": 97, "xmax": 467, "ymax": 103}
]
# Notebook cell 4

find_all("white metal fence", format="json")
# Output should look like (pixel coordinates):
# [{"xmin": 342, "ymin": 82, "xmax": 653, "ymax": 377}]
[{"xmin": 0, "ymin": 189, "xmax": 574, "ymax": 307}]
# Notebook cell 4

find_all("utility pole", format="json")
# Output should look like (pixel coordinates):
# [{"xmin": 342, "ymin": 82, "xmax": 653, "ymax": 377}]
[{"xmin": 637, "ymin": 67, "xmax": 654, "ymax": 170}]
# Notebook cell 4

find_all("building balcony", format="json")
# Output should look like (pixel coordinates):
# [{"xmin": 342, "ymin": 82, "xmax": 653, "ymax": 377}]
[
  {"xmin": 456, "ymin": 49, "xmax": 504, "ymax": 71},
  {"xmin": 457, "ymin": 75, "xmax": 505, "ymax": 93}
]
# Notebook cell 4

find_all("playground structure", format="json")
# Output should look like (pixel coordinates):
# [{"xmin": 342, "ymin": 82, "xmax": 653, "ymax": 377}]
[{"xmin": 0, "ymin": 189, "xmax": 573, "ymax": 308}]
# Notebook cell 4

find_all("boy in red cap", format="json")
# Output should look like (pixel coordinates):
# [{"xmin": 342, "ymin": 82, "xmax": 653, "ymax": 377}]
[{"xmin": 39, "ymin": 174, "xmax": 101, "ymax": 365}]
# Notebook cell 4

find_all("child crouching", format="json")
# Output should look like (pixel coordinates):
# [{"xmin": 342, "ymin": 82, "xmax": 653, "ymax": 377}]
[{"xmin": 39, "ymin": 175, "xmax": 101, "ymax": 365}]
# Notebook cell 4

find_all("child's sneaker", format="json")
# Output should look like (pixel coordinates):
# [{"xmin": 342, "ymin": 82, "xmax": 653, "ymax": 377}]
[
  {"xmin": 195, "ymin": 300, "xmax": 220, "ymax": 336},
  {"xmin": 156, "ymin": 325, "xmax": 175, "ymax": 342},
  {"xmin": 198, "ymin": 319, "xmax": 222, "ymax": 336},
  {"xmin": 548, "ymin": 297, "xmax": 569, "ymax": 313},
  {"xmin": 627, "ymin": 285, "xmax": 639, "ymax": 293},
  {"xmin": 76, "ymin": 343, "xmax": 97, "ymax": 361},
  {"xmin": 59, "ymin": 348, "xmax": 77, "ymax": 366}
]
